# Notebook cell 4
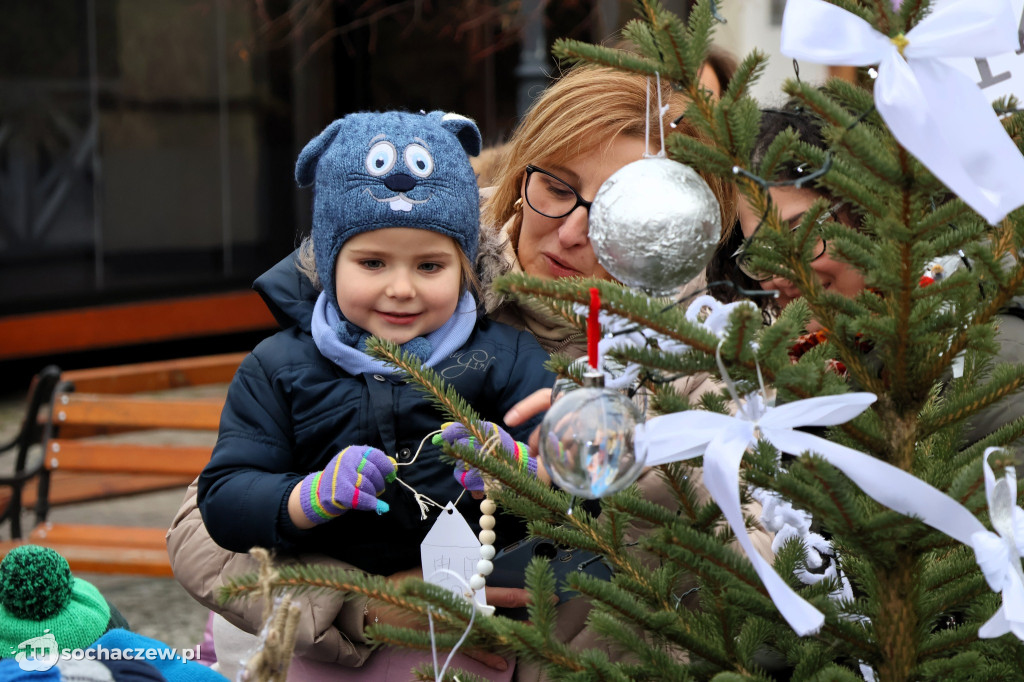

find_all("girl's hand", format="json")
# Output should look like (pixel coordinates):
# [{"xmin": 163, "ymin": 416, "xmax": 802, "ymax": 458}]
[
  {"xmin": 434, "ymin": 421, "xmax": 535, "ymax": 491},
  {"xmin": 289, "ymin": 445, "xmax": 397, "ymax": 528}
]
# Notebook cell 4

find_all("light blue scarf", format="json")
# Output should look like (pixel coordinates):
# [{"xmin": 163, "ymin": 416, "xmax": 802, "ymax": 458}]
[{"xmin": 311, "ymin": 290, "xmax": 478, "ymax": 376}]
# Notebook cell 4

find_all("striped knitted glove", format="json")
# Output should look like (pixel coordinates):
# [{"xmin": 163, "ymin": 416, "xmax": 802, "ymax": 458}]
[
  {"xmin": 298, "ymin": 445, "xmax": 397, "ymax": 524},
  {"xmin": 433, "ymin": 421, "xmax": 536, "ymax": 492}
]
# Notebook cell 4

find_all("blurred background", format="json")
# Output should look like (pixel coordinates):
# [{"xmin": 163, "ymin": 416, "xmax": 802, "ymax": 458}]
[{"xmin": 0, "ymin": 0, "xmax": 833, "ymax": 388}]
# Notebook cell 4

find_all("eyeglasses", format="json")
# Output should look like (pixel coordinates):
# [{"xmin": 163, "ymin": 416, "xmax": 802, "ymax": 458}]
[
  {"xmin": 523, "ymin": 165, "xmax": 592, "ymax": 219},
  {"xmin": 733, "ymin": 201, "xmax": 844, "ymax": 282}
]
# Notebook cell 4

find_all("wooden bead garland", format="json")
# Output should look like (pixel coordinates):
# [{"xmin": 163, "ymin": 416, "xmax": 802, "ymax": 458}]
[{"xmin": 469, "ymin": 494, "xmax": 497, "ymax": 598}]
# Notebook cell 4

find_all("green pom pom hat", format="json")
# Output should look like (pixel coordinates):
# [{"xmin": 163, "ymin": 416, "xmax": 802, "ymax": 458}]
[{"xmin": 0, "ymin": 545, "xmax": 110, "ymax": 659}]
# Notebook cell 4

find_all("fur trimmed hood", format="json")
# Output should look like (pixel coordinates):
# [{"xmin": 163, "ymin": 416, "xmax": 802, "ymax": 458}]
[{"xmin": 475, "ymin": 214, "xmax": 515, "ymax": 316}]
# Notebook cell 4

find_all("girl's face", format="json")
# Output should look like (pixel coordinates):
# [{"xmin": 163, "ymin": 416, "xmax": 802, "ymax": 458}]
[
  {"xmin": 736, "ymin": 185, "xmax": 866, "ymax": 332},
  {"xmin": 516, "ymin": 135, "xmax": 648, "ymax": 281},
  {"xmin": 334, "ymin": 228, "xmax": 462, "ymax": 344}
]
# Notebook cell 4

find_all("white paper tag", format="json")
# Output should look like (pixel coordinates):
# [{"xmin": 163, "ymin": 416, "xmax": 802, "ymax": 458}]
[{"xmin": 420, "ymin": 502, "xmax": 487, "ymax": 608}]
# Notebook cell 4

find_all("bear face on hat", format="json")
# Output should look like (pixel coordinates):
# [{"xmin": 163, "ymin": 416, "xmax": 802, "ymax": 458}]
[{"xmin": 296, "ymin": 110, "xmax": 482, "ymax": 312}]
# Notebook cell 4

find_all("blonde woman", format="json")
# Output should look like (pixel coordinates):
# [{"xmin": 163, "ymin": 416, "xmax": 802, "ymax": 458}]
[
  {"xmin": 168, "ymin": 65, "xmax": 765, "ymax": 681},
  {"xmin": 478, "ymin": 65, "xmax": 733, "ymax": 356}
]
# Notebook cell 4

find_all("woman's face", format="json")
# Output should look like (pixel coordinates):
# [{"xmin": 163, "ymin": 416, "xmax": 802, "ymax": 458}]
[
  {"xmin": 517, "ymin": 135, "xmax": 648, "ymax": 280},
  {"xmin": 736, "ymin": 185, "xmax": 866, "ymax": 332}
]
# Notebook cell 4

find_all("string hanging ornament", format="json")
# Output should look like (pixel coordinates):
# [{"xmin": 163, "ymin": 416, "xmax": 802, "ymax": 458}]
[
  {"xmin": 588, "ymin": 73, "xmax": 723, "ymax": 295},
  {"xmin": 539, "ymin": 288, "xmax": 646, "ymax": 498},
  {"xmin": 393, "ymin": 433, "xmax": 502, "ymax": 679}
]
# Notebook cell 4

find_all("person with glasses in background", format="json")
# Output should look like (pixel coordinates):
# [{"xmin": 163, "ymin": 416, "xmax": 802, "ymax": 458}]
[
  {"xmin": 706, "ymin": 107, "xmax": 865, "ymax": 331},
  {"xmin": 706, "ymin": 102, "xmax": 1024, "ymax": 450},
  {"xmin": 732, "ymin": 196, "xmax": 860, "ymax": 334}
]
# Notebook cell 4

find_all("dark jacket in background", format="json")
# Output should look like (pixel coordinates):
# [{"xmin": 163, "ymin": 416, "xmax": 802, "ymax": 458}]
[{"xmin": 197, "ymin": 252, "xmax": 554, "ymax": 574}]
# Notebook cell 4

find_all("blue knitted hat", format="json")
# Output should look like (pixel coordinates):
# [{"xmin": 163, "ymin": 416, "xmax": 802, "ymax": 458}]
[{"xmin": 296, "ymin": 110, "xmax": 482, "ymax": 310}]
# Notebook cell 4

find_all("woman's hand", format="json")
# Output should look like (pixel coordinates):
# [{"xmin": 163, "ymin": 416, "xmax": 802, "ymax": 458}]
[
  {"xmin": 365, "ymin": 566, "xmax": 532, "ymax": 671},
  {"xmin": 503, "ymin": 388, "xmax": 553, "ymax": 485},
  {"xmin": 503, "ymin": 388, "xmax": 552, "ymax": 427}
]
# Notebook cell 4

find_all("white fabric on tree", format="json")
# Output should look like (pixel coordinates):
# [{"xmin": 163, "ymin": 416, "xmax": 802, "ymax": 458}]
[
  {"xmin": 971, "ymin": 448, "xmax": 1024, "ymax": 639},
  {"xmin": 639, "ymin": 393, "xmax": 1024, "ymax": 641},
  {"xmin": 780, "ymin": 0, "xmax": 1024, "ymax": 224}
]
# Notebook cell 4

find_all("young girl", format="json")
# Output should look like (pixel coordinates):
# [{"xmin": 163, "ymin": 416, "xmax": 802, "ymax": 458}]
[{"xmin": 197, "ymin": 110, "xmax": 553, "ymax": 579}]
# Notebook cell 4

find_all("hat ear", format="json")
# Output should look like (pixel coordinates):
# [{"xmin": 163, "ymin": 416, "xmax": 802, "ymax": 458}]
[
  {"xmin": 438, "ymin": 112, "xmax": 482, "ymax": 158},
  {"xmin": 295, "ymin": 119, "xmax": 345, "ymax": 187}
]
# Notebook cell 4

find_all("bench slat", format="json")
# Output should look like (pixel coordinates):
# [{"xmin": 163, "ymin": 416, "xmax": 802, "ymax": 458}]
[
  {"xmin": 54, "ymin": 394, "xmax": 224, "ymax": 431},
  {"xmin": 0, "ymin": 472, "xmax": 195, "ymax": 514},
  {"xmin": 47, "ymin": 441, "xmax": 212, "ymax": 475},
  {"xmin": 62, "ymin": 352, "xmax": 247, "ymax": 394},
  {"xmin": 0, "ymin": 525, "xmax": 174, "ymax": 577},
  {"xmin": 0, "ymin": 541, "xmax": 172, "ymax": 577},
  {"xmin": 29, "ymin": 523, "xmax": 168, "ymax": 550}
]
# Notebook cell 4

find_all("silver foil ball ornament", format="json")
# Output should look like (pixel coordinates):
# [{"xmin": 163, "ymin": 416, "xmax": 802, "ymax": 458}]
[
  {"xmin": 539, "ymin": 373, "xmax": 646, "ymax": 499},
  {"xmin": 590, "ymin": 157, "xmax": 722, "ymax": 294}
]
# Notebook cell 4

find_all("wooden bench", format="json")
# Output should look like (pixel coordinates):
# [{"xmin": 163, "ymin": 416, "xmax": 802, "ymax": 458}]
[{"xmin": 0, "ymin": 353, "xmax": 245, "ymax": 576}]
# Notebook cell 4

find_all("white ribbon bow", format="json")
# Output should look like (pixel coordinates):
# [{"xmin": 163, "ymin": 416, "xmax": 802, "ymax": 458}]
[
  {"xmin": 781, "ymin": 0, "xmax": 1024, "ymax": 224},
  {"xmin": 637, "ymin": 389, "xmax": 1014, "ymax": 636},
  {"xmin": 638, "ymin": 392, "xmax": 877, "ymax": 634},
  {"xmin": 971, "ymin": 447, "xmax": 1024, "ymax": 639}
]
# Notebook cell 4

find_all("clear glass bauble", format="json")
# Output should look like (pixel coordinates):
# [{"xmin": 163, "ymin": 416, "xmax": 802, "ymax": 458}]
[{"xmin": 539, "ymin": 382, "xmax": 646, "ymax": 499}]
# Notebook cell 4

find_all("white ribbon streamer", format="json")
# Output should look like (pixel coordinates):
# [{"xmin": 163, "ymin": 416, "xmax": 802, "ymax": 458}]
[
  {"xmin": 781, "ymin": 0, "xmax": 1024, "ymax": 224},
  {"xmin": 971, "ymin": 448, "xmax": 1024, "ymax": 638},
  {"xmin": 640, "ymin": 393, "xmax": 882, "ymax": 634},
  {"xmin": 637, "ymin": 390, "xmax": 1024, "ymax": 637}
]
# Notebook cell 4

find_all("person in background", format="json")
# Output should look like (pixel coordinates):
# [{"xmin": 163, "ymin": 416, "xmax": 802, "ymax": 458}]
[
  {"xmin": 698, "ymin": 44, "xmax": 738, "ymax": 98},
  {"xmin": 705, "ymin": 103, "xmax": 1024, "ymax": 458}
]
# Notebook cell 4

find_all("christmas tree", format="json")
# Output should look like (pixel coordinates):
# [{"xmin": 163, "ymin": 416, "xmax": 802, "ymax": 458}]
[{"xmin": 221, "ymin": 0, "xmax": 1024, "ymax": 679}]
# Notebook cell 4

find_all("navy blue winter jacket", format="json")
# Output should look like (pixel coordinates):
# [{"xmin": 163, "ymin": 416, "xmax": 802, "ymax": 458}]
[{"xmin": 197, "ymin": 255, "xmax": 555, "ymax": 575}]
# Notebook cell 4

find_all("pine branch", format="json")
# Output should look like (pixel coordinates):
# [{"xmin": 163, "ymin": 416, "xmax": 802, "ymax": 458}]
[
  {"xmin": 410, "ymin": 664, "xmax": 488, "ymax": 682},
  {"xmin": 219, "ymin": 564, "xmax": 433, "ymax": 620},
  {"xmin": 923, "ymin": 263, "xmax": 1024, "ymax": 386},
  {"xmin": 722, "ymin": 50, "xmax": 769, "ymax": 103},
  {"xmin": 570, "ymin": 575, "xmax": 737, "ymax": 670},
  {"xmin": 952, "ymin": 415, "xmax": 1024, "ymax": 478},
  {"xmin": 364, "ymin": 338, "xmax": 483, "ymax": 428},
  {"xmin": 920, "ymin": 364, "xmax": 1024, "ymax": 434},
  {"xmin": 642, "ymin": 0, "xmax": 691, "ymax": 82},
  {"xmin": 552, "ymin": 38, "xmax": 664, "ymax": 77}
]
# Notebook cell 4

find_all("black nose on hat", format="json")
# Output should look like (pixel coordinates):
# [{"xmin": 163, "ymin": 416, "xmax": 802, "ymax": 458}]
[{"xmin": 384, "ymin": 173, "xmax": 416, "ymax": 192}]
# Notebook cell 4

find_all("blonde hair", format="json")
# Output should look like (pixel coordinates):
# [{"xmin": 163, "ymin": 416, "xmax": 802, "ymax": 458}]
[
  {"xmin": 484, "ymin": 65, "xmax": 735, "ymax": 254},
  {"xmin": 296, "ymin": 234, "xmax": 479, "ymax": 297}
]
